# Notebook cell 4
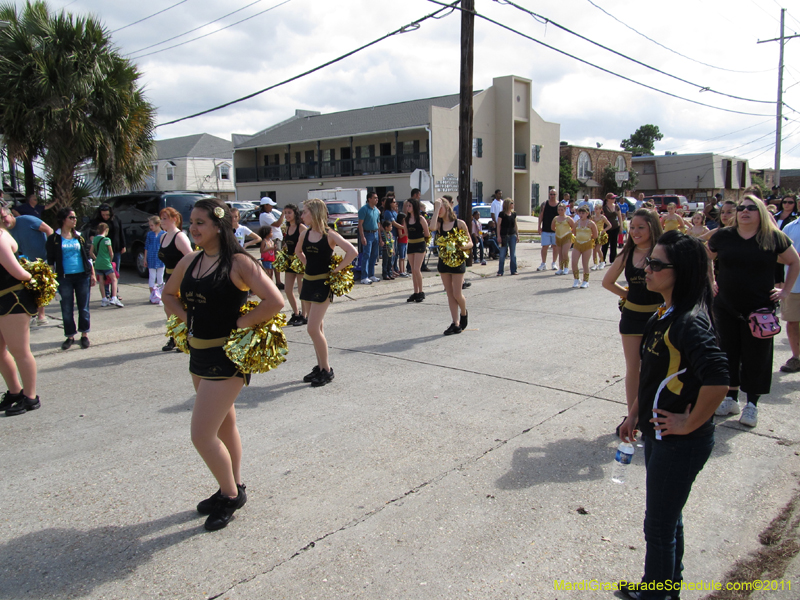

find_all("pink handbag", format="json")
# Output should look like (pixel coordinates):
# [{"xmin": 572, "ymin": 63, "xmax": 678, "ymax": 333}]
[{"xmin": 748, "ymin": 308, "xmax": 781, "ymax": 339}]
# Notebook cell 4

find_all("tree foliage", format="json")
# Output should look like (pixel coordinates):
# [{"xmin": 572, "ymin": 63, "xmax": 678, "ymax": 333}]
[
  {"xmin": 0, "ymin": 1, "xmax": 156, "ymax": 206},
  {"xmin": 620, "ymin": 124, "xmax": 663, "ymax": 157},
  {"xmin": 559, "ymin": 155, "xmax": 580, "ymax": 198}
]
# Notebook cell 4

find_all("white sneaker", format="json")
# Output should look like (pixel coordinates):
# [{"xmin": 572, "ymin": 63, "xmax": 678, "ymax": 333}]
[
  {"xmin": 715, "ymin": 397, "xmax": 741, "ymax": 416},
  {"xmin": 739, "ymin": 402, "xmax": 758, "ymax": 427},
  {"xmin": 580, "ymin": 281, "xmax": 589, "ymax": 289},
  {"xmin": 536, "ymin": 263, "xmax": 547, "ymax": 272},
  {"xmin": 590, "ymin": 264, "xmax": 598, "ymax": 271},
  {"xmin": 572, "ymin": 279, "xmax": 580, "ymax": 288},
  {"xmin": 100, "ymin": 297, "xmax": 109, "ymax": 307},
  {"xmin": 36, "ymin": 317, "xmax": 49, "ymax": 326},
  {"xmin": 599, "ymin": 262, "xmax": 606, "ymax": 270},
  {"xmin": 369, "ymin": 276, "xmax": 380, "ymax": 282},
  {"xmin": 158, "ymin": 301, "xmax": 164, "ymax": 307},
  {"xmin": 556, "ymin": 268, "xmax": 564, "ymax": 275},
  {"xmin": 361, "ymin": 278, "xmax": 372, "ymax": 285},
  {"xmin": 110, "ymin": 297, "xmax": 124, "ymax": 308},
  {"xmin": 551, "ymin": 262, "xmax": 558, "ymax": 270}
]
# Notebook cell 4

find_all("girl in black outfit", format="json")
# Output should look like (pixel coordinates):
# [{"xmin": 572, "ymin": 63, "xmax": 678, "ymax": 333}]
[
  {"xmin": 0, "ymin": 206, "xmax": 39, "ymax": 416},
  {"xmin": 404, "ymin": 198, "xmax": 430, "ymax": 302},
  {"xmin": 707, "ymin": 195, "xmax": 799, "ymax": 428},
  {"xmin": 158, "ymin": 207, "xmax": 193, "ymax": 351},
  {"xmin": 281, "ymin": 204, "xmax": 308, "ymax": 326},
  {"xmin": 602, "ymin": 193, "xmax": 623, "ymax": 266},
  {"xmin": 296, "ymin": 199, "xmax": 357, "ymax": 387},
  {"xmin": 162, "ymin": 199, "xmax": 283, "ymax": 531},
  {"xmin": 618, "ymin": 231, "xmax": 729, "ymax": 600},
  {"xmin": 603, "ymin": 209, "xmax": 663, "ymax": 414},
  {"xmin": 430, "ymin": 197, "xmax": 472, "ymax": 335},
  {"xmin": 496, "ymin": 198, "xmax": 518, "ymax": 276}
]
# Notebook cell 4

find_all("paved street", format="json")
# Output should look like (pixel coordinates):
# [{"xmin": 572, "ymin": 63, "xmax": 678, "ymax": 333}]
[{"xmin": 2, "ymin": 241, "xmax": 800, "ymax": 600}]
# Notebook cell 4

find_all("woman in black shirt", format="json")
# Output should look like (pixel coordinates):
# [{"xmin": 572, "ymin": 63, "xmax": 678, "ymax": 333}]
[
  {"xmin": 707, "ymin": 195, "xmax": 799, "ymax": 428},
  {"xmin": 618, "ymin": 231, "xmax": 729, "ymax": 600},
  {"xmin": 281, "ymin": 204, "xmax": 308, "ymax": 326},
  {"xmin": 602, "ymin": 193, "xmax": 623, "ymax": 266},
  {"xmin": 496, "ymin": 198, "xmax": 518, "ymax": 276}
]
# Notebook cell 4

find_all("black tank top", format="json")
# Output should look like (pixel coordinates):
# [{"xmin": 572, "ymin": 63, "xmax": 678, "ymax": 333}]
[
  {"xmin": 625, "ymin": 250, "xmax": 662, "ymax": 306},
  {"xmin": 303, "ymin": 232, "xmax": 333, "ymax": 276},
  {"xmin": 284, "ymin": 225, "xmax": 301, "ymax": 256},
  {"xmin": 159, "ymin": 232, "xmax": 185, "ymax": 269},
  {"xmin": 437, "ymin": 219, "xmax": 458, "ymax": 236},
  {"xmin": 180, "ymin": 253, "xmax": 247, "ymax": 339},
  {"xmin": 604, "ymin": 204, "xmax": 620, "ymax": 229},
  {"xmin": 0, "ymin": 251, "xmax": 20, "ymax": 290},
  {"xmin": 407, "ymin": 220, "xmax": 423, "ymax": 240}
]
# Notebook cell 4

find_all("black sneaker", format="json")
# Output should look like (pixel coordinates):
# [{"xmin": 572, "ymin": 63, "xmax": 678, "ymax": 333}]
[
  {"xmin": 197, "ymin": 483, "xmax": 247, "ymax": 515},
  {"xmin": 276, "ymin": 283, "xmax": 285, "ymax": 290},
  {"xmin": 80, "ymin": 336, "xmax": 90, "ymax": 349},
  {"xmin": 292, "ymin": 314, "xmax": 306, "ymax": 327},
  {"xmin": 407, "ymin": 292, "xmax": 419, "ymax": 303},
  {"xmin": 61, "ymin": 337, "xmax": 74, "ymax": 350},
  {"xmin": 303, "ymin": 365, "xmax": 320, "ymax": 383},
  {"xmin": 444, "ymin": 323, "xmax": 462, "ymax": 336},
  {"xmin": 300, "ymin": 315, "xmax": 308, "ymax": 325},
  {"xmin": 0, "ymin": 390, "xmax": 23, "ymax": 412},
  {"xmin": 415, "ymin": 292, "xmax": 425, "ymax": 303},
  {"xmin": 311, "ymin": 367, "xmax": 334, "ymax": 387},
  {"xmin": 459, "ymin": 311, "xmax": 468, "ymax": 330},
  {"xmin": 287, "ymin": 313, "xmax": 299, "ymax": 326},
  {"xmin": 462, "ymin": 281, "xmax": 471, "ymax": 289},
  {"xmin": 162, "ymin": 337, "xmax": 176, "ymax": 352},
  {"xmin": 5, "ymin": 394, "xmax": 41, "ymax": 417},
  {"xmin": 204, "ymin": 487, "xmax": 246, "ymax": 531}
]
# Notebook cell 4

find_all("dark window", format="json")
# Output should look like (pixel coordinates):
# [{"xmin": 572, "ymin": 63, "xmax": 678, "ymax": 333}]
[
  {"xmin": 380, "ymin": 143, "xmax": 391, "ymax": 156},
  {"xmin": 305, "ymin": 150, "xmax": 315, "ymax": 163},
  {"xmin": 274, "ymin": 154, "xmax": 280, "ymax": 165},
  {"xmin": 340, "ymin": 147, "xmax": 351, "ymax": 160}
]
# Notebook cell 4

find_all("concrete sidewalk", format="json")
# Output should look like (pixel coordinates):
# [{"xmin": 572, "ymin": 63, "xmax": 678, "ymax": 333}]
[{"xmin": 3, "ymin": 240, "xmax": 799, "ymax": 600}]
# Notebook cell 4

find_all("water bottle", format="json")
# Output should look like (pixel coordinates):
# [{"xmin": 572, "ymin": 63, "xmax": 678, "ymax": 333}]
[{"xmin": 611, "ymin": 441, "xmax": 634, "ymax": 484}]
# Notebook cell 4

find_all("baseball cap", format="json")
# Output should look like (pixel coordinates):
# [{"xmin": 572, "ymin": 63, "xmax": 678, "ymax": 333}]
[{"xmin": 260, "ymin": 197, "xmax": 276, "ymax": 206}]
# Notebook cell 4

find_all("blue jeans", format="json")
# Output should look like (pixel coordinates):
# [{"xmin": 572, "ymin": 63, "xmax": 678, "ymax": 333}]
[
  {"xmin": 59, "ymin": 273, "xmax": 91, "ymax": 337},
  {"xmin": 498, "ymin": 234, "xmax": 517, "ymax": 275},
  {"xmin": 360, "ymin": 231, "xmax": 379, "ymax": 279},
  {"xmin": 640, "ymin": 432, "xmax": 715, "ymax": 600}
]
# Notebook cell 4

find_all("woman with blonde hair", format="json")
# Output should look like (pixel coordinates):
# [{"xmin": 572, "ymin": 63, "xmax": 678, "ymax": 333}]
[
  {"xmin": 296, "ymin": 199, "xmax": 357, "ymax": 386},
  {"xmin": 430, "ymin": 197, "xmax": 472, "ymax": 334},
  {"xmin": 708, "ymin": 195, "xmax": 800, "ymax": 428}
]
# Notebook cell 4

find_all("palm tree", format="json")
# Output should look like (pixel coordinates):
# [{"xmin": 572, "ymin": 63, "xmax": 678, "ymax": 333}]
[{"xmin": 0, "ymin": 1, "xmax": 156, "ymax": 206}]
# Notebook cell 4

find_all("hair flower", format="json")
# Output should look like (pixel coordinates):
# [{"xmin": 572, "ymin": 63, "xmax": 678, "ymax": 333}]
[{"xmin": 214, "ymin": 206, "xmax": 225, "ymax": 219}]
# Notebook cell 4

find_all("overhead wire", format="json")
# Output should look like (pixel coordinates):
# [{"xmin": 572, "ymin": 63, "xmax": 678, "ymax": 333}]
[
  {"xmin": 427, "ymin": 0, "xmax": 774, "ymax": 117},
  {"xmin": 156, "ymin": 0, "xmax": 461, "ymax": 127},
  {"xmin": 130, "ymin": 0, "xmax": 291, "ymax": 59},
  {"xmin": 111, "ymin": 0, "xmax": 190, "ymax": 34},
  {"xmin": 668, "ymin": 119, "xmax": 774, "ymax": 151},
  {"xmin": 495, "ymin": 0, "xmax": 774, "ymax": 105},
  {"xmin": 127, "ymin": 0, "xmax": 265, "ymax": 56}
]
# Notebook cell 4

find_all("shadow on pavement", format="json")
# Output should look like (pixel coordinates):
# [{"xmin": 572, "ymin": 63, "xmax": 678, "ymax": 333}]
[
  {"xmin": 158, "ymin": 379, "xmax": 307, "ymax": 414},
  {"xmin": 39, "ymin": 350, "xmax": 172, "ymax": 373},
  {"xmin": 0, "ymin": 511, "xmax": 202, "ymax": 599},
  {"xmin": 344, "ymin": 334, "xmax": 443, "ymax": 355}
]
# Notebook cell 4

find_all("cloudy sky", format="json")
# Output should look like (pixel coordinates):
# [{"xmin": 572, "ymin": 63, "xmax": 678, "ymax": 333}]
[{"xmin": 47, "ymin": 0, "xmax": 800, "ymax": 169}]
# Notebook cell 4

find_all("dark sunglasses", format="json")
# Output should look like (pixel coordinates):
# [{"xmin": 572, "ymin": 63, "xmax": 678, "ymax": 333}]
[
  {"xmin": 736, "ymin": 205, "xmax": 758, "ymax": 212},
  {"xmin": 644, "ymin": 257, "xmax": 674, "ymax": 272},
  {"xmin": 66, "ymin": 215, "xmax": 77, "ymax": 220},
  {"xmin": 783, "ymin": 200, "xmax": 795, "ymax": 204}
]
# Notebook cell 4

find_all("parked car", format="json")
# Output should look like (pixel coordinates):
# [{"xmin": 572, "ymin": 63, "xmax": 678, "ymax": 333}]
[
  {"xmin": 644, "ymin": 194, "xmax": 690, "ymax": 214},
  {"xmin": 86, "ymin": 191, "xmax": 215, "ymax": 278},
  {"xmin": 325, "ymin": 201, "xmax": 359, "ymax": 237},
  {"xmin": 226, "ymin": 201, "xmax": 258, "ymax": 222}
]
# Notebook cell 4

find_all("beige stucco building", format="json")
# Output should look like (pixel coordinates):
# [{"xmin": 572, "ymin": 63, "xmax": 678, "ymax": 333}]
[{"xmin": 232, "ymin": 75, "xmax": 560, "ymax": 215}]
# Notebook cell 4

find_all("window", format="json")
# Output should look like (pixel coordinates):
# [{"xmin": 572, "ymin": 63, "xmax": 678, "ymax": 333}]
[
  {"xmin": 472, "ymin": 138, "xmax": 483, "ymax": 158},
  {"xmin": 531, "ymin": 183, "xmax": 541, "ymax": 208},
  {"xmin": 615, "ymin": 155, "xmax": 627, "ymax": 171},
  {"xmin": 166, "ymin": 165, "xmax": 174, "ymax": 181},
  {"xmin": 532, "ymin": 144, "xmax": 541, "ymax": 163},
  {"xmin": 577, "ymin": 151, "xmax": 592, "ymax": 180},
  {"xmin": 218, "ymin": 164, "xmax": 230, "ymax": 180},
  {"xmin": 642, "ymin": 163, "xmax": 656, "ymax": 174}
]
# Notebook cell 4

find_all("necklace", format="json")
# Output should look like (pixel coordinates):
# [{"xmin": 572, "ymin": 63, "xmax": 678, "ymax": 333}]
[
  {"xmin": 197, "ymin": 254, "xmax": 219, "ymax": 279},
  {"xmin": 203, "ymin": 250, "xmax": 219, "ymax": 257}
]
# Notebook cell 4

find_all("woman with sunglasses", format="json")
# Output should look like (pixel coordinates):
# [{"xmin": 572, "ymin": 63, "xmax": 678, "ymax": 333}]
[
  {"xmin": 618, "ymin": 231, "xmax": 729, "ymax": 600},
  {"xmin": 603, "ymin": 208, "xmax": 663, "ymax": 418},
  {"xmin": 46, "ymin": 208, "xmax": 97, "ymax": 350},
  {"xmin": 707, "ymin": 196, "xmax": 799, "ymax": 428}
]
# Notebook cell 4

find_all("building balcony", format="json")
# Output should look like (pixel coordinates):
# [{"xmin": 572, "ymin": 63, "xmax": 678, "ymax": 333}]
[
  {"xmin": 235, "ymin": 152, "xmax": 429, "ymax": 183},
  {"xmin": 514, "ymin": 153, "xmax": 527, "ymax": 170}
]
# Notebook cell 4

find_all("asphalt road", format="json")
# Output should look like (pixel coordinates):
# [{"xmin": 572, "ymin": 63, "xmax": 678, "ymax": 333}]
[{"xmin": 2, "ymin": 241, "xmax": 799, "ymax": 600}]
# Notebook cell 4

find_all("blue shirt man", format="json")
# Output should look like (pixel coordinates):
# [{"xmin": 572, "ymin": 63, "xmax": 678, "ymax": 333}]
[
  {"xmin": 357, "ymin": 193, "xmax": 381, "ymax": 283},
  {"xmin": 7, "ymin": 214, "xmax": 52, "ymax": 260}
]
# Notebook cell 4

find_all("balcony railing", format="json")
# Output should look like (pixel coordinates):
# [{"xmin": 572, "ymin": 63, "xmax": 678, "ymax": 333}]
[
  {"xmin": 514, "ymin": 153, "xmax": 527, "ymax": 170},
  {"xmin": 236, "ymin": 152, "xmax": 429, "ymax": 183}
]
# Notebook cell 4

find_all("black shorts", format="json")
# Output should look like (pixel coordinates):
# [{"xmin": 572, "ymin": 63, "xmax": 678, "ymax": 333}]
[
  {"xmin": 437, "ymin": 258, "xmax": 466, "ymax": 274},
  {"xmin": 189, "ymin": 346, "xmax": 250, "ymax": 385},
  {"xmin": 299, "ymin": 277, "xmax": 331, "ymax": 304},
  {"xmin": 407, "ymin": 241, "xmax": 426, "ymax": 254},
  {"xmin": 619, "ymin": 308, "xmax": 656, "ymax": 336},
  {"xmin": 0, "ymin": 287, "xmax": 37, "ymax": 316}
]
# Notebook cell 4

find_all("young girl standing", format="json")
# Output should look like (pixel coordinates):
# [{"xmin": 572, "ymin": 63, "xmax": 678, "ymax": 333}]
[
  {"xmin": 660, "ymin": 202, "xmax": 685, "ymax": 232},
  {"xmin": 258, "ymin": 227, "xmax": 276, "ymax": 283},
  {"xmin": 591, "ymin": 203, "xmax": 611, "ymax": 270},
  {"xmin": 281, "ymin": 204, "xmax": 307, "ymax": 326},
  {"xmin": 404, "ymin": 198, "xmax": 430, "ymax": 302},
  {"xmin": 551, "ymin": 203, "xmax": 574, "ymax": 275},
  {"xmin": 144, "ymin": 216, "xmax": 165, "ymax": 305},
  {"xmin": 396, "ymin": 213, "xmax": 409, "ymax": 276},
  {"xmin": 687, "ymin": 211, "xmax": 710, "ymax": 238},
  {"xmin": 570, "ymin": 205, "xmax": 598, "ymax": 288}
]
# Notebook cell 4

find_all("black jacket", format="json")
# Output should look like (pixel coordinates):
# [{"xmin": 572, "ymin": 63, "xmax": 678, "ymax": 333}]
[{"xmin": 46, "ymin": 232, "xmax": 94, "ymax": 277}]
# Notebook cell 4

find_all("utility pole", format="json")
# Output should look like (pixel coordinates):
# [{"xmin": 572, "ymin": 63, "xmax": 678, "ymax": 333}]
[
  {"xmin": 758, "ymin": 9, "xmax": 800, "ymax": 188},
  {"xmin": 457, "ymin": 0, "xmax": 474, "ymax": 222}
]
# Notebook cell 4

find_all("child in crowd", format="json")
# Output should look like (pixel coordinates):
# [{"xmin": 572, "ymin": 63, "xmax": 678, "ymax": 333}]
[
  {"xmin": 380, "ymin": 220, "xmax": 395, "ymax": 280},
  {"xmin": 143, "ymin": 215, "xmax": 165, "ymax": 305},
  {"xmin": 660, "ymin": 202, "xmax": 686, "ymax": 232},
  {"xmin": 591, "ymin": 203, "xmax": 611, "ymax": 270},
  {"xmin": 396, "ymin": 213, "xmax": 410, "ymax": 277},
  {"xmin": 551, "ymin": 203, "xmax": 574, "ymax": 275},
  {"xmin": 92, "ymin": 222, "xmax": 123, "ymax": 307},
  {"xmin": 471, "ymin": 210, "xmax": 485, "ymax": 265},
  {"xmin": 259, "ymin": 226, "xmax": 276, "ymax": 281},
  {"xmin": 687, "ymin": 211, "xmax": 710, "ymax": 238},
  {"xmin": 570, "ymin": 205, "xmax": 598, "ymax": 289}
]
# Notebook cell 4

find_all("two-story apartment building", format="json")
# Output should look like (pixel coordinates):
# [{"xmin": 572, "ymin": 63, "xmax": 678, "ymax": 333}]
[{"xmin": 232, "ymin": 75, "xmax": 560, "ymax": 215}]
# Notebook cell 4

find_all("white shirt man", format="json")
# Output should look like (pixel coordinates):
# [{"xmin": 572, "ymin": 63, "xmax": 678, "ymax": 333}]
[
  {"xmin": 259, "ymin": 197, "xmax": 284, "ymax": 242},
  {"xmin": 490, "ymin": 189, "xmax": 503, "ymax": 226}
]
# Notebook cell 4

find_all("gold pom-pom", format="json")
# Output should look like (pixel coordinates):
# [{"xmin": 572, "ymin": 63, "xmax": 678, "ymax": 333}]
[
  {"xmin": 18, "ymin": 258, "xmax": 58, "ymax": 307},
  {"xmin": 326, "ymin": 254, "xmax": 354, "ymax": 297},
  {"xmin": 289, "ymin": 254, "xmax": 305, "ymax": 274},
  {"xmin": 435, "ymin": 228, "xmax": 470, "ymax": 267},
  {"xmin": 618, "ymin": 286, "xmax": 629, "ymax": 313},
  {"xmin": 273, "ymin": 250, "xmax": 290, "ymax": 273},
  {"xmin": 224, "ymin": 311, "xmax": 289, "ymax": 374},
  {"xmin": 165, "ymin": 314, "xmax": 190, "ymax": 354}
]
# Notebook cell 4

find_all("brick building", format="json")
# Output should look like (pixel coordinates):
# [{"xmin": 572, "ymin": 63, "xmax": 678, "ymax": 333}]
[{"xmin": 559, "ymin": 145, "xmax": 632, "ymax": 199}]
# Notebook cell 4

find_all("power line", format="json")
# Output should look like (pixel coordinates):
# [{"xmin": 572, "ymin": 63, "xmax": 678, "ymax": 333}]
[
  {"xmin": 496, "ymin": 0, "xmax": 774, "ymax": 104},
  {"xmin": 111, "ymin": 0, "xmax": 190, "ymax": 34},
  {"xmin": 131, "ymin": 0, "xmax": 290, "ymax": 59},
  {"xmin": 127, "ymin": 0, "xmax": 264, "ymax": 56},
  {"xmin": 585, "ymin": 0, "xmax": 776, "ymax": 74},
  {"xmin": 669, "ymin": 119, "xmax": 774, "ymax": 152},
  {"xmin": 428, "ymin": 0, "xmax": 773, "ymax": 117},
  {"xmin": 157, "ymin": 0, "xmax": 460, "ymax": 127}
]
